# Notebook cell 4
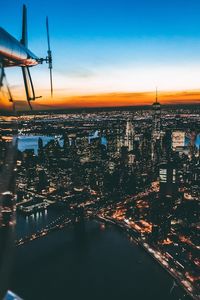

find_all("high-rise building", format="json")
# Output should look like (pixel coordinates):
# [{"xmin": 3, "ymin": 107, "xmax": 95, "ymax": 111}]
[
  {"xmin": 124, "ymin": 120, "xmax": 134, "ymax": 151},
  {"xmin": 159, "ymin": 162, "xmax": 178, "ymax": 198},
  {"xmin": 38, "ymin": 137, "xmax": 44, "ymax": 162},
  {"xmin": 172, "ymin": 131, "xmax": 185, "ymax": 151},
  {"xmin": 38, "ymin": 168, "xmax": 48, "ymax": 191},
  {"xmin": 63, "ymin": 132, "xmax": 70, "ymax": 152},
  {"xmin": 152, "ymin": 89, "xmax": 161, "ymax": 133},
  {"xmin": 151, "ymin": 90, "xmax": 163, "ymax": 164}
]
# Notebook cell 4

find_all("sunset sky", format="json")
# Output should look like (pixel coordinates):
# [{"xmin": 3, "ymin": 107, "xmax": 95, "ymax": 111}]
[{"xmin": 2, "ymin": 0, "xmax": 200, "ymax": 109}]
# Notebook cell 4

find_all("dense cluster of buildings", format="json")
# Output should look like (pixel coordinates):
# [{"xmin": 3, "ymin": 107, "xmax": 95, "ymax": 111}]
[
  {"xmin": 0, "ymin": 102, "xmax": 199, "ymax": 298},
  {"xmin": 16, "ymin": 102, "xmax": 200, "ymax": 205}
]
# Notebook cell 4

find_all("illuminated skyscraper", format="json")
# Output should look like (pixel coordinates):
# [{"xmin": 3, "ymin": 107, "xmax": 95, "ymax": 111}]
[
  {"xmin": 151, "ymin": 89, "xmax": 164, "ymax": 164},
  {"xmin": 124, "ymin": 120, "xmax": 134, "ymax": 151},
  {"xmin": 172, "ymin": 131, "xmax": 185, "ymax": 151},
  {"xmin": 152, "ymin": 88, "xmax": 161, "ymax": 133},
  {"xmin": 159, "ymin": 162, "xmax": 178, "ymax": 198}
]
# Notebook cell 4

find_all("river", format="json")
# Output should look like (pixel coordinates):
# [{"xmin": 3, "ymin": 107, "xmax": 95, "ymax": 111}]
[
  {"xmin": 10, "ymin": 212, "xmax": 191, "ymax": 300},
  {"xmin": 17, "ymin": 133, "xmax": 200, "ymax": 156},
  {"xmin": 17, "ymin": 132, "xmax": 106, "ymax": 155},
  {"xmin": 14, "ymin": 132, "xmax": 196, "ymax": 300}
]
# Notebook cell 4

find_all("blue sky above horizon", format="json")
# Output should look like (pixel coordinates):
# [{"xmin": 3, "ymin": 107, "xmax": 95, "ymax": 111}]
[{"xmin": 2, "ymin": 0, "xmax": 200, "ymax": 103}]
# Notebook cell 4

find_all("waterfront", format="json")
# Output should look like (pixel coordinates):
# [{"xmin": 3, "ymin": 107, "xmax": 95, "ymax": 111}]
[
  {"xmin": 17, "ymin": 132, "xmax": 106, "ymax": 155},
  {"xmin": 17, "ymin": 136, "xmax": 63, "ymax": 154},
  {"xmin": 17, "ymin": 133, "xmax": 200, "ymax": 156},
  {"xmin": 13, "ymin": 111, "xmax": 200, "ymax": 300},
  {"xmin": 11, "ymin": 215, "xmax": 191, "ymax": 300}
]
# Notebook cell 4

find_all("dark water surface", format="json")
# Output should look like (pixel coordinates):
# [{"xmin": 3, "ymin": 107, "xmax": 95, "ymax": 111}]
[
  {"xmin": 17, "ymin": 135, "xmax": 63, "ymax": 154},
  {"xmin": 10, "ymin": 217, "xmax": 191, "ymax": 300}
]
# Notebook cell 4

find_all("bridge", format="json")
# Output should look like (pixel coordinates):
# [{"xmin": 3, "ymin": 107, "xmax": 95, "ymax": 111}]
[{"xmin": 16, "ymin": 214, "xmax": 71, "ymax": 247}]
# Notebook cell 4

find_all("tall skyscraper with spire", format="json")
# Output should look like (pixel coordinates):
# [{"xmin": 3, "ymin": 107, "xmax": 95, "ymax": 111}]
[
  {"xmin": 151, "ymin": 89, "xmax": 163, "ymax": 164},
  {"xmin": 152, "ymin": 88, "xmax": 161, "ymax": 133}
]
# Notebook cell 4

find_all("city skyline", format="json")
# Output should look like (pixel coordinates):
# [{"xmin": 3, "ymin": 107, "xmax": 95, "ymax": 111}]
[
  {"xmin": 2, "ymin": 0, "xmax": 200, "ymax": 109},
  {"xmin": 8, "ymin": 106, "xmax": 200, "ymax": 300},
  {"xmin": 1, "ymin": 2, "xmax": 200, "ymax": 300}
]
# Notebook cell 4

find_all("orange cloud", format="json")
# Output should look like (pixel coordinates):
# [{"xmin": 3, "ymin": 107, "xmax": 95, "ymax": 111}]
[
  {"xmin": 2, "ymin": 89, "xmax": 200, "ymax": 111},
  {"xmin": 35, "ymin": 90, "xmax": 200, "ymax": 109}
]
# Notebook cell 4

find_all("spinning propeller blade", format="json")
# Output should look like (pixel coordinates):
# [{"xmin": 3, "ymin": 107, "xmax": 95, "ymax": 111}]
[{"xmin": 46, "ymin": 17, "xmax": 53, "ymax": 97}]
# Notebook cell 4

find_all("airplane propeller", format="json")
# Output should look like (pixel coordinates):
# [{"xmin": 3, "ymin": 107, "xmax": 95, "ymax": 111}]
[
  {"xmin": 21, "ymin": 13, "xmax": 53, "ymax": 110},
  {"xmin": 0, "ymin": 5, "xmax": 54, "ymax": 111},
  {"xmin": 46, "ymin": 17, "xmax": 53, "ymax": 97}
]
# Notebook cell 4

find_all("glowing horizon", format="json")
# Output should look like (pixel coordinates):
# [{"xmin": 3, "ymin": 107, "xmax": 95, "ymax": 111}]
[
  {"xmin": 1, "ymin": 89, "xmax": 196, "ymax": 111},
  {"xmin": 2, "ymin": 0, "xmax": 200, "ymax": 110}
]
